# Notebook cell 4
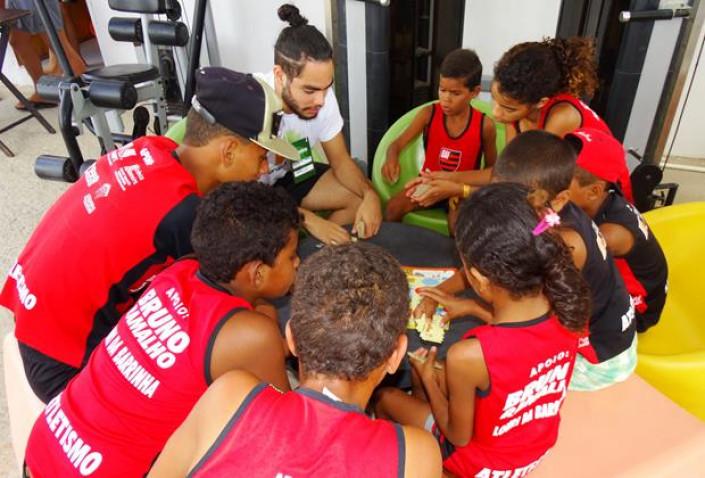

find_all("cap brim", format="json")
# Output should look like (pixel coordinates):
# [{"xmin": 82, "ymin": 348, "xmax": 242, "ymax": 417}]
[{"xmin": 252, "ymin": 137, "xmax": 300, "ymax": 161}]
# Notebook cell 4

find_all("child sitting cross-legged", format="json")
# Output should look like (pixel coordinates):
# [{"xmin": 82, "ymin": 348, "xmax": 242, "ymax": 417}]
[
  {"xmin": 25, "ymin": 182, "xmax": 301, "ymax": 478},
  {"xmin": 382, "ymin": 48, "xmax": 496, "ymax": 223},
  {"xmin": 567, "ymin": 128, "xmax": 668, "ymax": 332},
  {"xmin": 148, "ymin": 242, "xmax": 443, "ymax": 478},
  {"xmin": 376, "ymin": 182, "xmax": 590, "ymax": 478}
]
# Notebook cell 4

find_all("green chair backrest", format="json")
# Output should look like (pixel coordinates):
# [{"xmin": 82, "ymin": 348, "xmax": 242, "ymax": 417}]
[{"xmin": 370, "ymin": 99, "xmax": 505, "ymax": 235}]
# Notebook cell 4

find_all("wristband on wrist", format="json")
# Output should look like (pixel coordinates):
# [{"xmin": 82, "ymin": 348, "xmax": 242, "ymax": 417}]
[{"xmin": 462, "ymin": 184, "xmax": 471, "ymax": 198}]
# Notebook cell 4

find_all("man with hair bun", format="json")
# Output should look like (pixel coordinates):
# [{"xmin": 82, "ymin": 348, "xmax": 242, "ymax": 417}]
[{"xmin": 255, "ymin": 3, "xmax": 383, "ymax": 246}]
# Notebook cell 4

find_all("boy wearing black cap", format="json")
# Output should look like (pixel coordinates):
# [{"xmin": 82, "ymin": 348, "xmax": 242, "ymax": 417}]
[
  {"xmin": 0, "ymin": 67, "xmax": 296, "ymax": 404},
  {"xmin": 25, "ymin": 182, "xmax": 301, "ymax": 478},
  {"xmin": 568, "ymin": 128, "xmax": 668, "ymax": 332}
]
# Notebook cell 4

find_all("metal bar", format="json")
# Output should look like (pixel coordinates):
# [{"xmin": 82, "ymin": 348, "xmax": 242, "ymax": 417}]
[
  {"xmin": 203, "ymin": 0, "xmax": 221, "ymax": 66},
  {"xmin": 331, "ymin": 0, "xmax": 351, "ymax": 151},
  {"xmin": 620, "ymin": 7, "xmax": 691, "ymax": 22},
  {"xmin": 0, "ymin": 74, "xmax": 56, "ymax": 133},
  {"xmin": 0, "ymin": 139, "xmax": 13, "ymax": 157},
  {"xmin": 661, "ymin": 161, "xmax": 705, "ymax": 173},
  {"xmin": 33, "ymin": 0, "xmax": 73, "ymax": 77},
  {"xmin": 0, "ymin": 115, "xmax": 34, "ymax": 135},
  {"xmin": 644, "ymin": 0, "xmax": 704, "ymax": 166},
  {"xmin": 183, "ymin": 0, "xmax": 208, "ymax": 109}
]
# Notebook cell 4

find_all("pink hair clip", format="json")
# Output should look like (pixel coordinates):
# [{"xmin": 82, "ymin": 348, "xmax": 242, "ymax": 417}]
[{"xmin": 532, "ymin": 209, "xmax": 561, "ymax": 236}]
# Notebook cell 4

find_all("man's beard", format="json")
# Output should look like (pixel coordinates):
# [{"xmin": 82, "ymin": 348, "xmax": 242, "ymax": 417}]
[{"xmin": 282, "ymin": 83, "xmax": 320, "ymax": 120}]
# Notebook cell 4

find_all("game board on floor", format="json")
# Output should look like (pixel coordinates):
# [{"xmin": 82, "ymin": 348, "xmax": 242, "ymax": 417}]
[{"xmin": 403, "ymin": 267, "xmax": 456, "ymax": 344}]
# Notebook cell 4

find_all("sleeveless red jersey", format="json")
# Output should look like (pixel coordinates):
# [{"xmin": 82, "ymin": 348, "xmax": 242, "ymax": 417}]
[
  {"xmin": 188, "ymin": 384, "xmax": 404, "ymax": 477},
  {"xmin": 422, "ymin": 103, "xmax": 484, "ymax": 172},
  {"xmin": 538, "ymin": 93, "xmax": 611, "ymax": 134},
  {"xmin": 1, "ymin": 136, "xmax": 200, "ymax": 368},
  {"xmin": 442, "ymin": 314, "xmax": 578, "ymax": 478},
  {"xmin": 25, "ymin": 259, "xmax": 252, "ymax": 477}
]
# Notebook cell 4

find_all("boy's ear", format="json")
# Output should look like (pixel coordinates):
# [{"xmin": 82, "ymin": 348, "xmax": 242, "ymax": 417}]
[
  {"xmin": 242, "ymin": 261, "xmax": 266, "ymax": 288},
  {"xmin": 551, "ymin": 189, "xmax": 571, "ymax": 212},
  {"xmin": 470, "ymin": 85, "xmax": 482, "ymax": 97},
  {"xmin": 385, "ymin": 334, "xmax": 408, "ymax": 375},
  {"xmin": 285, "ymin": 321, "xmax": 297, "ymax": 357},
  {"xmin": 587, "ymin": 182, "xmax": 605, "ymax": 201}
]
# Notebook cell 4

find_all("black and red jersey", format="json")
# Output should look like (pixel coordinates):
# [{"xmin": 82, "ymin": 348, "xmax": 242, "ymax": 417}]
[
  {"xmin": 560, "ymin": 202, "xmax": 635, "ymax": 363},
  {"xmin": 594, "ymin": 191, "xmax": 668, "ymax": 332},
  {"xmin": 422, "ymin": 103, "xmax": 484, "ymax": 172},
  {"xmin": 188, "ymin": 385, "xmax": 405, "ymax": 478},
  {"xmin": 0, "ymin": 136, "xmax": 200, "ymax": 369},
  {"xmin": 441, "ymin": 314, "xmax": 578, "ymax": 477},
  {"xmin": 25, "ymin": 259, "xmax": 252, "ymax": 477}
]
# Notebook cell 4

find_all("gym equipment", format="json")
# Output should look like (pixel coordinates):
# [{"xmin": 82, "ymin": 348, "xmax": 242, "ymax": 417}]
[
  {"xmin": 637, "ymin": 202, "xmax": 705, "ymax": 421},
  {"xmin": 371, "ymin": 99, "xmax": 505, "ymax": 236},
  {"xmin": 32, "ymin": 0, "xmax": 192, "ymax": 182}
]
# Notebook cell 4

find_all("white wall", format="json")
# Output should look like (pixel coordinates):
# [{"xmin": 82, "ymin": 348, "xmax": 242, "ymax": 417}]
[
  {"xmin": 462, "ymin": 0, "xmax": 562, "ymax": 75},
  {"xmin": 666, "ymin": 20, "xmax": 705, "ymax": 159}
]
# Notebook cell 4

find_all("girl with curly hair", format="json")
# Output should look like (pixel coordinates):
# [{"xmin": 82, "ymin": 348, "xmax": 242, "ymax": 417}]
[{"xmin": 492, "ymin": 37, "xmax": 610, "ymax": 143}]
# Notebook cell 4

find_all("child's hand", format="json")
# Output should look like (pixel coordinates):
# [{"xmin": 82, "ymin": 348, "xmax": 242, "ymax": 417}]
[
  {"xmin": 382, "ymin": 156, "xmax": 401, "ymax": 184},
  {"xmin": 413, "ymin": 295, "xmax": 438, "ymax": 320},
  {"xmin": 408, "ymin": 346, "xmax": 440, "ymax": 382},
  {"xmin": 410, "ymin": 180, "xmax": 463, "ymax": 207},
  {"xmin": 417, "ymin": 287, "xmax": 473, "ymax": 325},
  {"xmin": 304, "ymin": 213, "xmax": 351, "ymax": 246}
]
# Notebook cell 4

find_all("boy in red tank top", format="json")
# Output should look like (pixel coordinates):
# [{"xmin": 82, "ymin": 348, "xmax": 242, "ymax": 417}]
[
  {"xmin": 0, "ymin": 68, "xmax": 299, "ymax": 403},
  {"xmin": 25, "ymin": 182, "xmax": 301, "ymax": 478},
  {"xmin": 376, "ymin": 183, "xmax": 590, "ymax": 477},
  {"xmin": 149, "ymin": 243, "xmax": 442, "ymax": 478},
  {"xmin": 382, "ymin": 49, "xmax": 496, "ymax": 223}
]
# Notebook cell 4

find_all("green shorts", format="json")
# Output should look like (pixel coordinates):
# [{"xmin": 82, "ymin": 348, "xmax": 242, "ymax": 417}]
[{"xmin": 569, "ymin": 336, "xmax": 637, "ymax": 392}]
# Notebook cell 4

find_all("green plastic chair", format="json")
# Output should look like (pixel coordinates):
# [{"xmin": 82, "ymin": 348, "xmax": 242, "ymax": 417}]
[
  {"xmin": 371, "ymin": 99, "xmax": 505, "ymax": 236},
  {"xmin": 165, "ymin": 117, "xmax": 187, "ymax": 143}
]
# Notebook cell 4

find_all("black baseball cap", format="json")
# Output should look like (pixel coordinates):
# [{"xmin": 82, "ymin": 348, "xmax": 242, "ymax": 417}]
[{"xmin": 192, "ymin": 67, "xmax": 298, "ymax": 160}]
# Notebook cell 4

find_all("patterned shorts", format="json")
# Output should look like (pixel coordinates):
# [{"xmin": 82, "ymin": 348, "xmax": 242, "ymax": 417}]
[{"xmin": 569, "ymin": 336, "xmax": 637, "ymax": 391}]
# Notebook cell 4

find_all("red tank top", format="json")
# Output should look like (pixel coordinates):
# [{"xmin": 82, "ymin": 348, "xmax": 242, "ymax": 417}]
[
  {"xmin": 422, "ymin": 103, "xmax": 484, "ymax": 172},
  {"xmin": 189, "ymin": 385, "xmax": 405, "ymax": 478},
  {"xmin": 442, "ymin": 314, "xmax": 578, "ymax": 478},
  {"xmin": 1, "ymin": 136, "xmax": 200, "ymax": 368},
  {"xmin": 538, "ymin": 93, "xmax": 611, "ymax": 134},
  {"xmin": 25, "ymin": 259, "xmax": 252, "ymax": 477}
]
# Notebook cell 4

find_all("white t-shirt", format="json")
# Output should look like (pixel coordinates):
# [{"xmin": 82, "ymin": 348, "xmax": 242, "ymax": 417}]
[{"xmin": 255, "ymin": 71, "xmax": 344, "ymax": 185}]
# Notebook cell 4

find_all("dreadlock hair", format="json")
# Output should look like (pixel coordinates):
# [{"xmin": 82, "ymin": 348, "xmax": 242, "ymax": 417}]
[
  {"xmin": 274, "ymin": 4, "xmax": 333, "ymax": 78},
  {"xmin": 494, "ymin": 37, "xmax": 598, "ymax": 104},
  {"xmin": 455, "ymin": 182, "xmax": 590, "ymax": 332}
]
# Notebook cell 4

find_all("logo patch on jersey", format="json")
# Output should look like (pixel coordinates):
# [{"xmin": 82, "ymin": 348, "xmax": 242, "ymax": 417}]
[
  {"xmin": 591, "ymin": 221, "xmax": 608, "ymax": 260},
  {"xmin": 626, "ymin": 203, "xmax": 650, "ymax": 240},
  {"xmin": 438, "ymin": 147, "xmax": 462, "ymax": 171},
  {"xmin": 84, "ymin": 163, "xmax": 100, "ymax": 187},
  {"xmin": 94, "ymin": 183, "xmax": 111, "ymax": 199},
  {"xmin": 83, "ymin": 194, "xmax": 96, "ymax": 214}
]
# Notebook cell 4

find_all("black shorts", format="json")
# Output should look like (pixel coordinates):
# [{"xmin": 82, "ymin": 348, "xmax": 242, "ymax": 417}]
[
  {"xmin": 18, "ymin": 342, "xmax": 79, "ymax": 403},
  {"xmin": 274, "ymin": 163, "xmax": 330, "ymax": 205}
]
